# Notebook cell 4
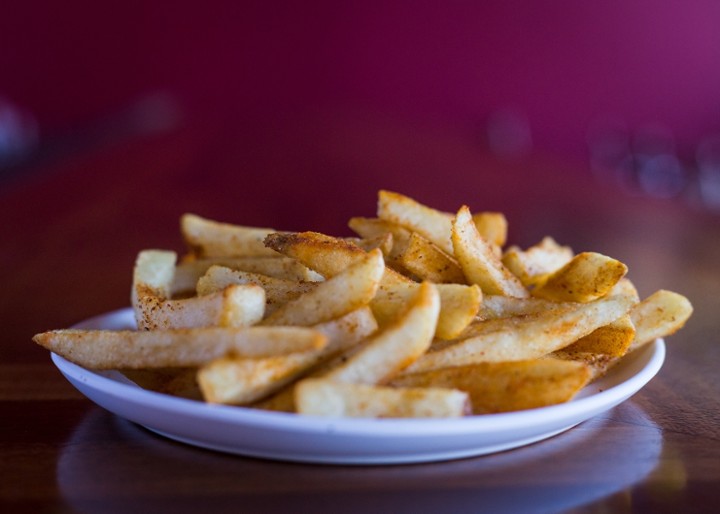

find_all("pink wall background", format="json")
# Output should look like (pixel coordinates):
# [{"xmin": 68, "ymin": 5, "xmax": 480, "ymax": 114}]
[{"xmin": 2, "ymin": 1, "xmax": 720, "ymax": 163}]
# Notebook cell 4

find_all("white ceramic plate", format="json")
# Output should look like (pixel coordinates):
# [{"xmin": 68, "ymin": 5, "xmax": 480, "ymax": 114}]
[{"xmin": 51, "ymin": 308, "xmax": 665, "ymax": 465}]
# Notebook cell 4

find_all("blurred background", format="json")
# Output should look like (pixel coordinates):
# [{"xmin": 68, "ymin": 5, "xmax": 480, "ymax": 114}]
[
  {"xmin": 2, "ymin": 0, "xmax": 720, "ymax": 377},
  {"xmin": 2, "ymin": 0, "xmax": 720, "ymax": 234}
]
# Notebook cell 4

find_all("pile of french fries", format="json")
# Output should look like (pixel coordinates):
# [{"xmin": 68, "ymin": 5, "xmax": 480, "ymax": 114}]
[{"xmin": 34, "ymin": 190, "xmax": 693, "ymax": 419}]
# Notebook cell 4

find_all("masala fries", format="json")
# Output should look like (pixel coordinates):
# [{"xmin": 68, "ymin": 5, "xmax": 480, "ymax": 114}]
[{"xmin": 33, "ymin": 190, "xmax": 693, "ymax": 419}]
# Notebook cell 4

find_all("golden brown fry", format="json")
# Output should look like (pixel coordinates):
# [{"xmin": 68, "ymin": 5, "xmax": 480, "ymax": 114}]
[
  {"xmin": 264, "ymin": 231, "xmax": 414, "ymax": 319},
  {"xmin": 549, "ymin": 352, "xmax": 616, "ymax": 382},
  {"xmin": 252, "ymin": 308, "xmax": 379, "ymax": 412},
  {"xmin": 452, "ymin": 205, "xmax": 529, "ymax": 297},
  {"xmin": 398, "ymin": 232, "xmax": 466, "ymax": 284},
  {"xmin": 371, "ymin": 282, "xmax": 482, "ymax": 340},
  {"xmin": 181, "ymin": 213, "xmax": 278, "ymax": 258},
  {"xmin": 377, "ymin": 190, "xmax": 455, "ymax": 254},
  {"xmin": 471, "ymin": 211, "xmax": 508, "ymax": 249},
  {"xmin": 198, "ymin": 352, "xmax": 321, "ymax": 405},
  {"xmin": 555, "ymin": 290, "xmax": 692, "ymax": 381},
  {"xmin": 295, "ymin": 379, "xmax": 470, "ymax": 418},
  {"xmin": 131, "ymin": 250, "xmax": 177, "ymax": 324},
  {"xmin": 264, "ymin": 231, "xmax": 369, "ymax": 277},
  {"xmin": 135, "ymin": 284, "xmax": 266, "ymax": 330},
  {"xmin": 257, "ymin": 283, "xmax": 440, "ymax": 413},
  {"xmin": 173, "ymin": 256, "xmax": 322, "ymax": 294},
  {"xmin": 348, "ymin": 217, "xmax": 412, "ymax": 260},
  {"xmin": 628, "ymin": 289, "xmax": 693, "ymax": 351},
  {"xmin": 502, "ymin": 236, "xmax": 574, "ymax": 288},
  {"xmin": 132, "ymin": 249, "xmax": 177, "ymax": 299},
  {"xmin": 343, "ymin": 233, "xmax": 394, "ymax": 256},
  {"xmin": 478, "ymin": 295, "xmax": 566, "ymax": 320},
  {"xmin": 33, "ymin": 326, "xmax": 327, "ymax": 369},
  {"xmin": 261, "ymin": 248, "xmax": 384, "ymax": 327},
  {"xmin": 532, "ymin": 252, "xmax": 628, "ymax": 302},
  {"xmin": 433, "ymin": 284, "xmax": 484, "ymax": 340},
  {"xmin": 392, "ymin": 359, "xmax": 591, "ymax": 414},
  {"xmin": 610, "ymin": 277, "xmax": 640, "ymax": 301},
  {"xmin": 404, "ymin": 294, "xmax": 635, "ymax": 373},
  {"xmin": 196, "ymin": 265, "xmax": 317, "ymax": 313},
  {"xmin": 556, "ymin": 314, "xmax": 635, "ymax": 358},
  {"xmin": 323, "ymin": 281, "xmax": 440, "ymax": 385},
  {"xmin": 310, "ymin": 307, "xmax": 379, "ymax": 357}
]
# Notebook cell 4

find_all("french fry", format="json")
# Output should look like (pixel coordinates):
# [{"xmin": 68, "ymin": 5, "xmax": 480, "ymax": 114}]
[
  {"xmin": 258, "ymin": 283, "xmax": 439, "ymax": 412},
  {"xmin": 295, "ymin": 379, "xmax": 470, "ymax": 418},
  {"xmin": 311, "ymin": 307, "xmax": 378, "ymax": 354},
  {"xmin": 305, "ymin": 226, "xmax": 479, "ymax": 337},
  {"xmin": 265, "ymin": 231, "xmax": 479, "ymax": 337},
  {"xmin": 452, "ymin": 205, "xmax": 529, "ymax": 298},
  {"xmin": 321, "ymin": 281, "xmax": 440, "ymax": 384},
  {"xmin": 181, "ymin": 213, "xmax": 279, "ymax": 258},
  {"xmin": 403, "ymin": 294, "xmax": 636, "ymax": 374},
  {"xmin": 70, "ymin": 304, "xmax": 377, "ymax": 409},
  {"xmin": 471, "ymin": 211, "xmax": 508, "ymax": 249},
  {"xmin": 349, "ymin": 217, "xmax": 464, "ymax": 283},
  {"xmin": 264, "ymin": 230, "xmax": 410, "ymax": 282},
  {"xmin": 502, "ymin": 236, "xmax": 574, "ymax": 288},
  {"xmin": 348, "ymin": 216, "xmax": 412, "ymax": 262},
  {"xmin": 628, "ymin": 289, "xmax": 693, "ymax": 351},
  {"xmin": 563, "ymin": 290, "xmax": 693, "ymax": 381},
  {"xmin": 392, "ymin": 359, "xmax": 591, "ymax": 414},
  {"xmin": 264, "ymin": 230, "xmax": 418, "ymax": 324},
  {"xmin": 398, "ymin": 232, "xmax": 466, "ymax": 284},
  {"xmin": 610, "ymin": 277, "xmax": 640, "ymax": 301},
  {"xmin": 556, "ymin": 314, "xmax": 635, "ymax": 358},
  {"xmin": 198, "ymin": 352, "xmax": 321, "ymax": 405},
  {"xmin": 371, "ymin": 282, "xmax": 482, "ymax": 340},
  {"xmin": 131, "ymin": 250, "xmax": 177, "ymax": 323},
  {"xmin": 252, "ymin": 308, "xmax": 379, "ymax": 412},
  {"xmin": 343, "ymin": 233, "xmax": 394, "ymax": 256},
  {"xmin": 478, "ymin": 295, "xmax": 566, "ymax": 320},
  {"xmin": 532, "ymin": 252, "xmax": 628, "ymax": 302},
  {"xmin": 172, "ymin": 256, "xmax": 323, "ymax": 294},
  {"xmin": 372, "ymin": 193, "xmax": 507, "ymax": 255},
  {"xmin": 33, "ymin": 326, "xmax": 327, "ymax": 369},
  {"xmin": 261, "ymin": 248, "xmax": 384, "ymax": 327},
  {"xmin": 132, "ymin": 249, "xmax": 177, "ymax": 299},
  {"xmin": 550, "ymin": 351, "xmax": 616, "ymax": 382},
  {"xmin": 264, "ymin": 231, "xmax": 364, "ymax": 276},
  {"xmin": 135, "ymin": 284, "xmax": 266, "ymax": 330},
  {"xmin": 433, "ymin": 284, "xmax": 483, "ymax": 340},
  {"xmin": 377, "ymin": 190, "xmax": 455, "ymax": 254},
  {"xmin": 196, "ymin": 265, "xmax": 317, "ymax": 313}
]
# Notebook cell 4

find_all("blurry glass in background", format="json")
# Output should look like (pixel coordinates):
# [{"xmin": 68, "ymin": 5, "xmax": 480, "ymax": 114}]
[
  {"xmin": 631, "ymin": 124, "xmax": 686, "ymax": 199},
  {"xmin": 696, "ymin": 133, "xmax": 720, "ymax": 210},
  {"xmin": 0, "ymin": 92, "xmax": 180, "ymax": 176},
  {"xmin": 0, "ymin": 97, "xmax": 38, "ymax": 171},
  {"xmin": 585, "ymin": 116, "xmax": 720, "ymax": 213}
]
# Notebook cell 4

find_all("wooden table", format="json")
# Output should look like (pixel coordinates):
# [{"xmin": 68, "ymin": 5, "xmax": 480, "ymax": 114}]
[{"xmin": 2, "ymin": 108, "xmax": 719, "ymax": 513}]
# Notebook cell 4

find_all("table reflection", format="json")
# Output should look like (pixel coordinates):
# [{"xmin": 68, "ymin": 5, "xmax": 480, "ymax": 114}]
[{"xmin": 58, "ymin": 401, "xmax": 664, "ymax": 513}]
